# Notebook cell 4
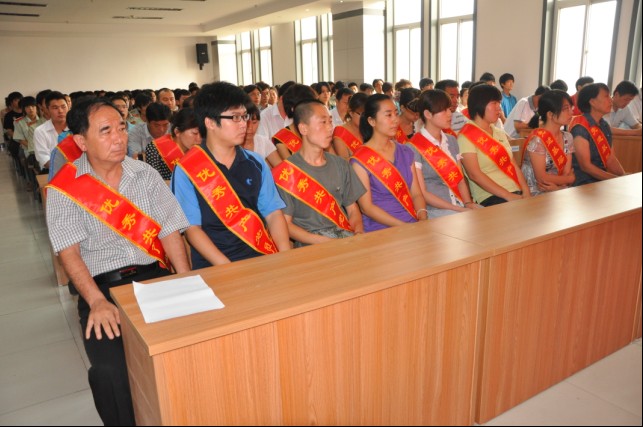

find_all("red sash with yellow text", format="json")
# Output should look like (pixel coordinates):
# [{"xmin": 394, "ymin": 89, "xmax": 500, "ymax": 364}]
[
  {"xmin": 272, "ymin": 160, "xmax": 352, "ymax": 232},
  {"xmin": 46, "ymin": 163, "xmax": 168, "ymax": 268},
  {"xmin": 351, "ymin": 146, "xmax": 417, "ymax": 220},
  {"xmin": 460, "ymin": 123, "xmax": 520, "ymax": 187},
  {"xmin": 394, "ymin": 126, "xmax": 409, "ymax": 144},
  {"xmin": 569, "ymin": 115, "xmax": 611, "ymax": 168},
  {"xmin": 443, "ymin": 128, "xmax": 458, "ymax": 137},
  {"xmin": 333, "ymin": 126, "xmax": 363, "ymax": 153},
  {"xmin": 153, "ymin": 134, "xmax": 184, "ymax": 172},
  {"xmin": 409, "ymin": 132, "xmax": 464, "ymax": 202},
  {"xmin": 273, "ymin": 127, "xmax": 302, "ymax": 154},
  {"xmin": 178, "ymin": 146, "xmax": 277, "ymax": 255},
  {"xmin": 56, "ymin": 134, "xmax": 82, "ymax": 163},
  {"xmin": 521, "ymin": 128, "xmax": 567, "ymax": 175}
]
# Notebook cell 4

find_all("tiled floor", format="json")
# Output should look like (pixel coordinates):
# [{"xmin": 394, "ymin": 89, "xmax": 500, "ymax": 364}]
[{"xmin": 0, "ymin": 150, "xmax": 640, "ymax": 426}]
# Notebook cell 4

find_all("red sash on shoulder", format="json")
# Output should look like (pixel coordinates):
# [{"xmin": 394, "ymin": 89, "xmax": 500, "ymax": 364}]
[
  {"xmin": 569, "ymin": 115, "xmax": 611, "ymax": 168},
  {"xmin": 461, "ymin": 108, "xmax": 470, "ymax": 119},
  {"xmin": 394, "ymin": 126, "xmax": 409, "ymax": 144},
  {"xmin": 152, "ymin": 134, "xmax": 184, "ymax": 172},
  {"xmin": 56, "ymin": 134, "xmax": 82, "ymax": 163},
  {"xmin": 409, "ymin": 133, "xmax": 464, "ymax": 202},
  {"xmin": 272, "ymin": 160, "xmax": 352, "ymax": 232},
  {"xmin": 178, "ymin": 146, "xmax": 277, "ymax": 255},
  {"xmin": 273, "ymin": 127, "xmax": 302, "ymax": 154},
  {"xmin": 333, "ymin": 126, "xmax": 363, "ymax": 153},
  {"xmin": 351, "ymin": 146, "xmax": 417, "ymax": 220},
  {"xmin": 46, "ymin": 163, "xmax": 169, "ymax": 268},
  {"xmin": 522, "ymin": 128, "xmax": 567, "ymax": 175},
  {"xmin": 460, "ymin": 123, "xmax": 520, "ymax": 187},
  {"xmin": 443, "ymin": 128, "xmax": 458, "ymax": 137}
]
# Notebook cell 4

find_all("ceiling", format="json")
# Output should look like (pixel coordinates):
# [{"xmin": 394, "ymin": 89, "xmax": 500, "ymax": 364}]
[{"xmin": 0, "ymin": 0, "xmax": 360, "ymax": 37}]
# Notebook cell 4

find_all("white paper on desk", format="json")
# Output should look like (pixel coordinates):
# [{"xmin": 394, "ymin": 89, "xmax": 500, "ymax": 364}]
[{"xmin": 133, "ymin": 275, "xmax": 224, "ymax": 323}]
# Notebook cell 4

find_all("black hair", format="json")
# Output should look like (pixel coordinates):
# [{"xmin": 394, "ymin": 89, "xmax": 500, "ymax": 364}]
[
  {"xmin": 45, "ymin": 91, "xmax": 66, "ymax": 108},
  {"xmin": 145, "ymin": 103, "xmax": 172, "ymax": 123},
  {"xmin": 372, "ymin": 78, "xmax": 384, "ymax": 86},
  {"xmin": 359, "ymin": 83, "xmax": 375, "ymax": 92},
  {"xmin": 575, "ymin": 76, "xmax": 594, "ymax": 90},
  {"xmin": 613, "ymin": 80, "xmax": 639, "ymax": 96},
  {"xmin": 171, "ymin": 108, "xmax": 199, "ymax": 135},
  {"xmin": 7, "ymin": 91, "xmax": 23, "ymax": 105},
  {"xmin": 549, "ymin": 79, "xmax": 569, "ymax": 92},
  {"xmin": 419, "ymin": 78, "xmax": 434, "ymax": 89},
  {"xmin": 193, "ymin": 81, "xmax": 249, "ymax": 136},
  {"xmin": 536, "ymin": 89, "xmax": 574, "ymax": 125},
  {"xmin": 382, "ymin": 82, "xmax": 393, "ymax": 93},
  {"xmin": 313, "ymin": 81, "xmax": 331, "ymax": 95},
  {"xmin": 255, "ymin": 81, "xmax": 270, "ymax": 91},
  {"xmin": 19, "ymin": 96, "xmax": 37, "ymax": 110},
  {"xmin": 435, "ymin": 79, "xmax": 459, "ymax": 92},
  {"xmin": 359, "ymin": 94, "xmax": 393, "ymax": 142},
  {"xmin": 182, "ymin": 96, "xmax": 195, "ymax": 109},
  {"xmin": 67, "ymin": 97, "xmax": 120, "ymax": 136},
  {"xmin": 479, "ymin": 72, "xmax": 496, "ymax": 83},
  {"xmin": 499, "ymin": 73, "xmax": 514, "ymax": 86},
  {"xmin": 36, "ymin": 89, "xmax": 52, "ymax": 107},
  {"xmin": 282, "ymin": 84, "xmax": 317, "ymax": 118},
  {"xmin": 399, "ymin": 88, "xmax": 421, "ymax": 109},
  {"xmin": 245, "ymin": 101, "xmax": 261, "ymax": 121},
  {"xmin": 534, "ymin": 85, "xmax": 550, "ymax": 96},
  {"xmin": 417, "ymin": 90, "xmax": 451, "ymax": 123},
  {"xmin": 467, "ymin": 84, "xmax": 502, "ymax": 120},
  {"xmin": 243, "ymin": 84, "xmax": 259, "ymax": 94},
  {"xmin": 293, "ymin": 99, "xmax": 326, "ymax": 133},
  {"xmin": 577, "ymin": 83, "xmax": 610, "ymax": 114},
  {"xmin": 277, "ymin": 81, "xmax": 296, "ymax": 98},
  {"xmin": 346, "ymin": 92, "xmax": 368, "ymax": 121},
  {"xmin": 336, "ymin": 87, "xmax": 355, "ymax": 103},
  {"xmin": 133, "ymin": 93, "xmax": 152, "ymax": 110}
]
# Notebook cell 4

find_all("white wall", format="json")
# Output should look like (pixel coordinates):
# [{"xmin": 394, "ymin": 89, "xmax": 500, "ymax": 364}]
[
  {"xmin": 0, "ymin": 35, "xmax": 215, "ymax": 98},
  {"xmin": 271, "ymin": 22, "xmax": 297, "ymax": 84},
  {"xmin": 474, "ymin": 0, "xmax": 543, "ymax": 100}
]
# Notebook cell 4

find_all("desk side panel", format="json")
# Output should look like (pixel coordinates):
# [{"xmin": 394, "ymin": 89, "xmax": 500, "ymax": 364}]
[
  {"xmin": 612, "ymin": 136, "xmax": 642, "ymax": 173},
  {"xmin": 277, "ymin": 262, "xmax": 482, "ymax": 426},
  {"xmin": 476, "ymin": 212, "xmax": 642, "ymax": 423}
]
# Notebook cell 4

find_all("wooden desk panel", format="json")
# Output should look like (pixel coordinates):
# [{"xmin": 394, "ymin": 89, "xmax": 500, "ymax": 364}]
[
  {"xmin": 612, "ymin": 135, "xmax": 642, "ymax": 173},
  {"xmin": 113, "ymin": 228, "xmax": 490, "ymax": 425}
]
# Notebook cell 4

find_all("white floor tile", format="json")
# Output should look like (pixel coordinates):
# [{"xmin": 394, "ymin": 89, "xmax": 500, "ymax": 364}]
[
  {"xmin": 483, "ymin": 380, "xmax": 642, "ymax": 426},
  {"xmin": 0, "ymin": 389, "xmax": 102, "ymax": 426},
  {"xmin": 0, "ymin": 339, "xmax": 90, "ymax": 415},
  {"xmin": 0, "ymin": 303, "xmax": 73, "ymax": 357},
  {"xmin": 566, "ymin": 344, "xmax": 642, "ymax": 417},
  {"xmin": 0, "ymin": 274, "xmax": 60, "ymax": 316}
]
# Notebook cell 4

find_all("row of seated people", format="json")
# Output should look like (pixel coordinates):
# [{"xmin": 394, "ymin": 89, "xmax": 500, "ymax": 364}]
[{"xmin": 37, "ymin": 80, "xmax": 633, "ymax": 426}]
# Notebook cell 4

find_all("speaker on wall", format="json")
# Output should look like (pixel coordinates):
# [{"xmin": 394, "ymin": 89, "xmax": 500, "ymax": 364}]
[{"xmin": 196, "ymin": 43, "xmax": 209, "ymax": 70}]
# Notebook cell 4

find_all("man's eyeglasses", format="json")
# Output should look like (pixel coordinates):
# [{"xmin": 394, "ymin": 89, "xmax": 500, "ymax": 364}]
[{"xmin": 216, "ymin": 113, "xmax": 250, "ymax": 122}]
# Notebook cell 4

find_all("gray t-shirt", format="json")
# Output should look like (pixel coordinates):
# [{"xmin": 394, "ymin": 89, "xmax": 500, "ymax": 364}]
[{"xmin": 279, "ymin": 152, "xmax": 366, "ymax": 236}]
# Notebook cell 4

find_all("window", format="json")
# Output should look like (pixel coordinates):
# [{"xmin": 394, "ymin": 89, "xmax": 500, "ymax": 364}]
[
  {"xmin": 297, "ymin": 16, "xmax": 319, "ymax": 85},
  {"xmin": 257, "ymin": 27, "xmax": 273, "ymax": 85},
  {"xmin": 238, "ymin": 31, "xmax": 253, "ymax": 86},
  {"xmin": 437, "ymin": 0, "xmax": 474, "ymax": 83},
  {"xmin": 551, "ymin": 0, "xmax": 618, "ymax": 90},
  {"xmin": 217, "ymin": 35, "xmax": 238, "ymax": 85},
  {"xmin": 391, "ymin": 0, "xmax": 422, "ymax": 85}
]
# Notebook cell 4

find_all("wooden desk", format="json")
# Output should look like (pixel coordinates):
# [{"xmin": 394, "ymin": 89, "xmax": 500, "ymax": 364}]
[
  {"xmin": 612, "ymin": 135, "xmax": 642, "ymax": 173},
  {"xmin": 428, "ymin": 174, "xmax": 642, "ymax": 423},
  {"xmin": 112, "ymin": 226, "xmax": 491, "ymax": 425},
  {"xmin": 36, "ymin": 174, "xmax": 69, "ymax": 286}
]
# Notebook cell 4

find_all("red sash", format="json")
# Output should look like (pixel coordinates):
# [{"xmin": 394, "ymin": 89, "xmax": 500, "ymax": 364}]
[
  {"xmin": 569, "ymin": 115, "xmax": 611, "ymax": 168},
  {"xmin": 394, "ymin": 126, "xmax": 409, "ymax": 144},
  {"xmin": 409, "ymin": 133, "xmax": 464, "ymax": 202},
  {"xmin": 178, "ymin": 146, "xmax": 277, "ymax": 255},
  {"xmin": 273, "ymin": 127, "xmax": 302, "ymax": 153},
  {"xmin": 56, "ymin": 134, "xmax": 82, "ymax": 163},
  {"xmin": 443, "ymin": 128, "xmax": 458, "ymax": 137},
  {"xmin": 522, "ymin": 128, "xmax": 567, "ymax": 175},
  {"xmin": 46, "ymin": 163, "xmax": 168, "ymax": 268},
  {"xmin": 460, "ymin": 123, "xmax": 520, "ymax": 187},
  {"xmin": 272, "ymin": 160, "xmax": 352, "ymax": 232},
  {"xmin": 333, "ymin": 126, "xmax": 363, "ymax": 153},
  {"xmin": 351, "ymin": 146, "xmax": 417, "ymax": 220},
  {"xmin": 461, "ymin": 108, "xmax": 470, "ymax": 119},
  {"xmin": 152, "ymin": 134, "xmax": 184, "ymax": 172}
]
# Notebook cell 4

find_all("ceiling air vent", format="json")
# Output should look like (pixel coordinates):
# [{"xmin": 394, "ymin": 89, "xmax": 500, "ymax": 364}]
[
  {"xmin": 113, "ymin": 16, "xmax": 163, "ymax": 20},
  {"xmin": 0, "ymin": 1, "xmax": 46, "ymax": 6},
  {"xmin": 0, "ymin": 11, "xmax": 39, "ymax": 16},
  {"xmin": 127, "ymin": 7, "xmax": 182, "ymax": 11}
]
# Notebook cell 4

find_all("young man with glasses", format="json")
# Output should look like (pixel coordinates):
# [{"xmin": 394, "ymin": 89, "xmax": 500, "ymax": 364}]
[{"xmin": 172, "ymin": 82, "xmax": 291, "ymax": 268}]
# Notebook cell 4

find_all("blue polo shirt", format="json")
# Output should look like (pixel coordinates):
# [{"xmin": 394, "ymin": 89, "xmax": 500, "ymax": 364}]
[
  {"xmin": 501, "ymin": 92, "xmax": 517, "ymax": 117},
  {"xmin": 172, "ymin": 144, "xmax": 285, "ymax": 267}
]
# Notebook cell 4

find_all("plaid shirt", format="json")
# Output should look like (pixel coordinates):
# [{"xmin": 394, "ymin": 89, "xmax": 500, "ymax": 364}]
[{"xmin": 47, "ymin": 154, "xmax": 189, "ymax": 277}]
